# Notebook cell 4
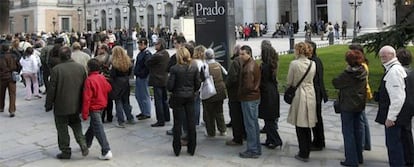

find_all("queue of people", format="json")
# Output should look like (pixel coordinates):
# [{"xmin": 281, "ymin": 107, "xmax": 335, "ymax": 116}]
[{"xmin": 1, "ymin": 30, "xmax": 414, "ymax": 166}]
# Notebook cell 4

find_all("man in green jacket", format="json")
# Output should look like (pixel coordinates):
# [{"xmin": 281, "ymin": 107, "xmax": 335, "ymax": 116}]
[{"xmin": 45, "ymin": 46, "xmax": 88, "ymax": 159}]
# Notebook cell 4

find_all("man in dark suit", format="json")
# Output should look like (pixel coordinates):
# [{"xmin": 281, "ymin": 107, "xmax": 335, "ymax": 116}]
[{"xmin": 45, "ymin": 46, "xmax": 89, "ymax": 159}]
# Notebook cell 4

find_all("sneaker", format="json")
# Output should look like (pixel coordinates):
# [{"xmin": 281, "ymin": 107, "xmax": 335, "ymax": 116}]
[
  {"xmin": 0, "ymin": 109, "xmax": 4, "ymax": 112},
  {"xmin": 9, "ymin": 113, "xmax": 15, "ymax": 117},
  {"xmin": 219, "ymin": 131, "xmax": 227, "ymax": 136},
  {"xmin": 25, "ymin": 98, "xmax": 31, "ymax": 101},
  {"xmin": 99, "ymin": 150, "xmax": 112, "ymax": 160},
  {"xmin": 126, "ymin": 119, "xmax": 136, "ymax": 125},
  {"xmin": 34, "ymin": 95, "xmax": 42, "ymax": 99},
  {"xmin": 116, "ymin": 122, "xmax": 125, "ymax": 128}
]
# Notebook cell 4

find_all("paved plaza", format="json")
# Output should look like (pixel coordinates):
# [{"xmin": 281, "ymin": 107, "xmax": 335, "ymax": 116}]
[{"xmin": 0, "ymin": 37, "xmax": 392, "ymax": 167}]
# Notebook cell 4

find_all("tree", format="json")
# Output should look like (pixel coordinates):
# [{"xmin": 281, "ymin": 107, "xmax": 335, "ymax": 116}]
[
  {"xmin": 0, "ymin": 1, "xmax": 10, "ymax": 34},
  {"xmin": 354, "ymin": 1, "xmax": 414, "ymax": 55}
]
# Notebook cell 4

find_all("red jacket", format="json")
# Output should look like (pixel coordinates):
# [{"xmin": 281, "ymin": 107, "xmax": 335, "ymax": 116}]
[{"xmin": 82, "ymin": 71, "xmax": 112, "ymax": 120}]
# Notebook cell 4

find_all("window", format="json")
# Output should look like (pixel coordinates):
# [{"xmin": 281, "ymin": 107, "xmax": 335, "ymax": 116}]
[
  {"xmin": 109, "ymin": 8, "xmax": 112, "ymax": 15},
  {"xmin": 23, "ymin": 16, "xmax": 28, "ymax": 33},
  {"xmin": 95, "ymin": 9, "xmax": 98, "ymax": 15},
  {"xmin": 62, "ymin": 18, "xmax": 70, "ymax": 32},
  {"xmin": 58, "ymin": 0, "xmax": 73, "ymax": 4},
  {"xmin": 21, "ymin": 0, "xmax": 29, "ymax": 7},
  {"xmin": 87, "ymin": 10, "xmax": 91, "ymax": 16}
]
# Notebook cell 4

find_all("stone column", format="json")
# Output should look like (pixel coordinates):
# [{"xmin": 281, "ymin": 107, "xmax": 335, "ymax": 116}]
[
  {"xmin": 359, "ymin": 0, "xmax": 377, "ymax": 32},
  {"xmin": 327, "ymin": 0, "xmax": 342, "ymax": 24},
  {"xmin": 266, "ymin": 0, "xmax": 279, "ymax": 33},
  {"xmin": 298, "ymin": 0, "xmax": 312, "ymax": 33},
  {"xmin": 243, "ymin": 0, "xmax": 254, "ymax": 24},
  {"xmin": 382, "ymin": 0, "xmax": 396, "ymax": 26}
]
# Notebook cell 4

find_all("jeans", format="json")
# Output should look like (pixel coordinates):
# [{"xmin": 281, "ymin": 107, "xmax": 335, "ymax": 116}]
[
  {"xmin": 194, "ymin": 94, "xmax": 201, "ymax": 125},
  {"xmin": 153, "ymin": 86, "xmax": 170, "ymax": 123},
  {"xmin": 115, "ymin": 92, "xmax": 134, "ymax": 123},
  {"xmin": 85, "ymin": 111, "xmax": 111, "ymax": 155},
  {"xmin": 135, "ymin": 76, "xmax": 152, "ymax": 116},
  {"xmin": 401, "ymin": 123, "xmax": 414, "ymax": 166},
  {"xmin": 360, "ymin": 111, "xmax": 371, "ymax": 150},
  {"xmin": 229, "ymin": 100, "xmax": 245, "ymax": 143},
  {"xmin": 341, "ymin": 111, "xmax": 363, "ymax": 166},
  {"xmin": 171, "ymin": 97, "xmax": 196, "ymax": 155},
  {"xmin": 241, "ymin": 99, "xmax": 261, "ymax": 154},
  {"xmin": 385, "ymin": 125, "xmax": 405, "ymax": 166}
]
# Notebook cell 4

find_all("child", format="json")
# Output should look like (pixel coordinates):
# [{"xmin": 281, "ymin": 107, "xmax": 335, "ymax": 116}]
[{"xmin": 82, "ymin": 58, "xmax": 113, "ymax": 160}]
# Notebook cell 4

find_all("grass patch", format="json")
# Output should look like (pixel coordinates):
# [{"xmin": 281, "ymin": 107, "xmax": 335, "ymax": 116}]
[{"xmin": 277, "ymin": 45, "xmax": 414, "ymax": 100}]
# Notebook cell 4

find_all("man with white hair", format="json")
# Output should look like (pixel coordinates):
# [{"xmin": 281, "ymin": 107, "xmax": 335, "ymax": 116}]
[{"xmin": 375, "ymin": 45, "xmax": 408, "ymax": 166}]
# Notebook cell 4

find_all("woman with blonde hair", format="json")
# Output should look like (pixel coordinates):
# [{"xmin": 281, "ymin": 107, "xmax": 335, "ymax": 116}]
[
  {"xmin": 167, "ymin": 47, "xmax": 201, "ymax": 156},
  {"xmin": 110, "ymin": 46, "xmax": 135, "ymax": 128},
  {"xmin": 286, "ymin": 42, "xmax": 316, "ymax": 162},
  {"xmin": 192, "ymin": 45, "xmax": 207, "ymax": 126}
]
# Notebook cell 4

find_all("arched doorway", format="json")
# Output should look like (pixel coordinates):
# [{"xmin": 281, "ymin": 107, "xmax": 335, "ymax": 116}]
[
  {"xmin": 165, "ymin": 3, "xmax": 173, "ymax": 28},
  {"xmin": 147, "ymin": 5, "xmax": 154, "ymax": 32},
  {"xmin": 115, "ymin": 8, "xmax": 121, "ymax": 29},
  {"xmin": 101, "ymin": 10, "xmax": 107, "ymax": 30}
]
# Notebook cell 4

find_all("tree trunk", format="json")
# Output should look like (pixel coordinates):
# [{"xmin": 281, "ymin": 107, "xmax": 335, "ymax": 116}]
[{"xmin": 0, "ymin": 1, "xmax": 10, "ymax": 34}]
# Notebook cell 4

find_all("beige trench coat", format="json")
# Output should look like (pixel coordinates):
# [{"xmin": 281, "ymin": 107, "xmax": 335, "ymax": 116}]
[{"xmin": 286, "ymin": 56, "xmax": 317, "ymax": 128}]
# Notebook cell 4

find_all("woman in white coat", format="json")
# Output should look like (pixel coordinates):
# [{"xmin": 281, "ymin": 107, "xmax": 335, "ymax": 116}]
[
  {"xmin": 20, "ymin": 47, "xmax": 42, "ymax": 101},
  {"xmin": 286, "ymin": 42, "xmax": 317, "ymax": 162}
]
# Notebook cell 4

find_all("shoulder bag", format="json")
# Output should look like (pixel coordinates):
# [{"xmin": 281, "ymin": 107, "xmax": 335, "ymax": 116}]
[{"xmin": 284, "ymin": 61, "xmax": 312, "ymax": 104}]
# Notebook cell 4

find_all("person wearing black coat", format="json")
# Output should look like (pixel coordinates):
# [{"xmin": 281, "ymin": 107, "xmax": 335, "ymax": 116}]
[
  {"xmin": 146, "ymin": 39, "xmax": 170, "ymax": 127},
  {"xmin": 258, "ymin": 41, "xmax": 282, "ymax": 149},
  {"xmin": 110, "ymin": 46, "xmax": 136, "ymax": 128},
  {"xmin": 332, "ymin": 50, "xmax": 367, "ymax": 167},
  {"xmin": 306, "ymin": 41, "xmax": 328, "ymax": 150},
  {"xmin": 167, "ymin": 47, "xmax": 201, "ymax": 156}
]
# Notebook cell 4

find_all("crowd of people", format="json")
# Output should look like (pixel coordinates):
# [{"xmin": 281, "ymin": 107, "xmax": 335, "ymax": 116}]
[{"xmin": 0, "ymin": 28, "xmax": 413, "ymax": 167}]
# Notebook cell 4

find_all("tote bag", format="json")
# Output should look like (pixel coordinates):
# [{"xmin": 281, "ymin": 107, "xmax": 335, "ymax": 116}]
[{"xmin": 200, "ymin": 75, "xmax": 216, "ymax": 100}]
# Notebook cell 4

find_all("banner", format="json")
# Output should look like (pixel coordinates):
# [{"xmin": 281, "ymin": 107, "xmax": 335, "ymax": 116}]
[{"xmin": 194, "ymin": 0, "xmax": 235, "ymax": 69}]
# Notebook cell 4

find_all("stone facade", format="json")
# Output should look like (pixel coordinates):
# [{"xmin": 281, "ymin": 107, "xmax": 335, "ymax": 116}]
[
  {"xmin": 10, "ymin": 0, "xmax": 84, "ymax": 33},
  {"xmin": 8, "ymin": 0, "xmax": 413, "ymax": 34}
]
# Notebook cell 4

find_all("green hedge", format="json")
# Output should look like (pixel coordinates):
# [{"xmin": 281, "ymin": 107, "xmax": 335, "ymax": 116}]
[{"xmin": 277, "ymin": 45, "xmax": 414, "ymax": 100}]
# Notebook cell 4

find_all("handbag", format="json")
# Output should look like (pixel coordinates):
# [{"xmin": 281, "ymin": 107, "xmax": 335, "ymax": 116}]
[
  {"xmin": 333, "ymin": 100, "xmax": 341, "ymax": 114},
  {"xmin": 12, "ymin": 71, "xmax": 21, "ymax": 82},
  {"xmin": 200, "ymin": 75, "xmax": 216, "ymax": 100},
  {"xmin": 284, "ymin": 62, "xmax": 312, "ymax": 104}
]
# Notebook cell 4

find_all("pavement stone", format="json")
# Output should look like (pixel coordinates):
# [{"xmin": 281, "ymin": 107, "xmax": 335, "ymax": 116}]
[{"xmin": 0, "ymin": 37, "xmax": 394, "ymax": 167}]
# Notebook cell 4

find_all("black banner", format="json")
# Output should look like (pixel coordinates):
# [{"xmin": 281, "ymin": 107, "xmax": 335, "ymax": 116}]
[{"xmin": 194, "ymin": 0, "xmax": 235, "ymax": 69}]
